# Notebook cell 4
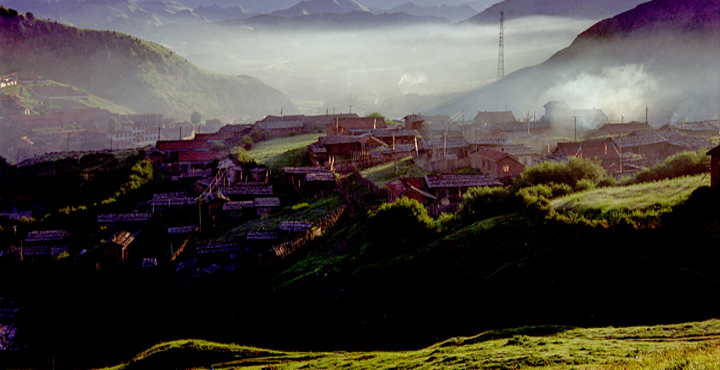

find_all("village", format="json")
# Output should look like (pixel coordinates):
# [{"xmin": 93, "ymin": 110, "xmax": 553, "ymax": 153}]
[{"xmin": 1, "ymin": 70, "xmax": 720, "ymax": 352}]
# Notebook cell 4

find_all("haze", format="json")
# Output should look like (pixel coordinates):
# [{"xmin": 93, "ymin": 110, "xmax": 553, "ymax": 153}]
[{"xmin": 141, "ymin": 16, "xmax": 594, "ymax": 118}]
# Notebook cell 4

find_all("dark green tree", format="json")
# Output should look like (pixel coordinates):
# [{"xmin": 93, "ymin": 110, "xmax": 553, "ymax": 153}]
[{"xmin": 190, "ymin": 111, "xmax": 202, "ymax": 126}]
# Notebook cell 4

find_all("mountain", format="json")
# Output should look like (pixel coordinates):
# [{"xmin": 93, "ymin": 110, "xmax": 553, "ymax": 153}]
[
  {"xmin": 234, "ymin": 10, "xmax": 450, "ymax": 30},
  {"xmin": 431, "ymin": 0, "xmax": 720, "ymax": 125},
  {"xmin": 193, "ymin": 4, "xmax": 254, "ymax": 21},
  {"xmin": 1, "ymin": 0, "xmax": 165, "ymax": 32},
  {"xmin": 0, "ymin": 8, "xmax": 297, "ymax": 120},
  {"xmin": 385, "ymin": 2, "xmax": 478, "ymax": 23},
  {"xmin": 271, "ymin": 0, "xmax": 369, "ymax": 17},
  {"xmin": 359, "ymin": 0, "xmax": 491, "ymax": 12},
  {"xmin": 466, "ymin": 0, "xmax": 649, "ymax": 24}
]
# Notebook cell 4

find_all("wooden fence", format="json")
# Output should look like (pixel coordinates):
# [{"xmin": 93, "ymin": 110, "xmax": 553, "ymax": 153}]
[{"xmin": 271, "ymin": 205, "xmax": 347, "ymax": 259}]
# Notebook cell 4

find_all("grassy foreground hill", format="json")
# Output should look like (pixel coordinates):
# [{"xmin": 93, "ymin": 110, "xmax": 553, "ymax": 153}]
[
  {"xmin": 102, "ymin": 320, "xmax": 720, "ymax": 369},
  {"xmin": 0, "ymin": 7, "xmax": 298, "ymax": 120}
]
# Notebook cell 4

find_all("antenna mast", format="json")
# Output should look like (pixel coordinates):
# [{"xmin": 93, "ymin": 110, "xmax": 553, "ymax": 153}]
[{"xmin": 497, "ymin": 11, "xmax": 505, "ymax": 80}]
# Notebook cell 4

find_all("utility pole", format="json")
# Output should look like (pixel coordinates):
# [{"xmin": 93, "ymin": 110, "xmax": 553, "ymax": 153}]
[
  {"xmin": 574, "ymin": 116, "xmax": 577, "ymax": 142},
  {"xmin": 646, "ymin": 106, "xmax": 649, "ymax": 124},
  {"xmin": 496, "ymin": 11, "xmax": 505, "ymax": 80},
  {"xmin": 66, "ymin": 132, "xmax": 70, "ymax": 152},
  {"xmin": 349, "ymin": 105, "xmax": 352, "ymax": 114}
]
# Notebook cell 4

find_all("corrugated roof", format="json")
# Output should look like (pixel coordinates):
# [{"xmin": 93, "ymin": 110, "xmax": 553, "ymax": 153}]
[
  {"xmin": 424, "ymin": 174, "xmax": 500, "ymax": 188},
  {"xmin": 254, "ymin": 197, "xmax": 280, "ymax": 207},
  {"xmin": 473, "ymin": 111, "xmax": 516, "ymax": 124}
]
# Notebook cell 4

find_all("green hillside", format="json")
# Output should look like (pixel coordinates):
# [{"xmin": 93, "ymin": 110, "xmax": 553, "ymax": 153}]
[
  {"xmin": 0, "ymin": 7, "xmax": 298, "ymax": 121},
  {"xmin": 550, "ymin": 175, "xmax": 709, "ymax": 227},
  {"xmin": 102, "ymin": 320, "xmax": 720, "ymax": 369},
  {"xmin": 1, "ymin": 80, "xmax": 135, "ymax": 115}
]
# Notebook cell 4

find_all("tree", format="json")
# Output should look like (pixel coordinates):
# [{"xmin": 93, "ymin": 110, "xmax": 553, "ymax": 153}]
[
  {"xmin": 365, "ymin": 112, "xmax": 385, "ymax": 119},
  {"xmin": 107, "ymin": 116, "xmax": 122, "ymax": 132},
  {"xmin": 190, "ymin": 111, "xmax": 202, "ymax": 126}
]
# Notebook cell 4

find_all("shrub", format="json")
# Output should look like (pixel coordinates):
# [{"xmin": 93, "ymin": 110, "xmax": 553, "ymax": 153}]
[
  {"xmin": 456, "ymin": 186, "xmax": 520, "ymax": 222},
  {"xmin": 240, "ymin": 135, "xmax": 254, "ymax": 150},
  {"xmin": 515, "ymin": 157, "xmax": 614, "ymax": 190},
  {"xmin": 368, "ymin": 198, "xmax": 437, "ymax": 248},
  {"xmin": 631, "ymin": 150, "xmax": 709, "ymax": 184}
]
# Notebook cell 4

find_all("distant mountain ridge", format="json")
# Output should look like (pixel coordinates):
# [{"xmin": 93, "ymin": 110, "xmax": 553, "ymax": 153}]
[
  {"xmin": 385, "ymin": 2, "xmax": 478, "ymax": 22},
  {"xmin": 271, "ymin": 0, "xmax": 369, "ymax": 17},
  {"xmin": 0, "ymin": 8, "xmax": 297, "ymax": 120},
  {"xmin": 466, "ymin": 0, "xmax": 649, "ymax": 24},
  {"xmin": 232, "ymin": 10, "xmax": 450, "ymax": 30}
]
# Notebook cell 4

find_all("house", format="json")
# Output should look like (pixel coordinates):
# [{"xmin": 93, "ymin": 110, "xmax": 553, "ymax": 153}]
[
  {"xmin": 386, "ymin": 177, "xmax": 436, "ymax": 205},
  {"xmin": 319, "ymin": 134, "xmax": 385, "ymax": 162},
  {"xmin": 613, "ymin": 128, "xmax": 712, "ymax": 166},
  {"xmin": 424, "ymin": 174, "xmax": 502, "ymax": 214},
  {"xmin": 369, "ymin": 128, "xmax": 420, "ymax": 147},
  {"xmin": 422, "ymin": 137, "xmax": 471, "ymax": 160},
  {"xmin": 22, "ymin": 230, "xmax": 70, "ymax": 258},
  {"xmin": 252, "ymin": 120, "xmax": 305, "ymax": 139},
  {"xmin": 470, "ymin": 143, "xmax": 539, "ymax": 167},
  {"xmin": 224, "ymin": 183, "xmax": 274, "ymax": 200},
  {"xmin": 326, "ymin": 117, "xmax": 387, "ymax": 136},
  {"xmin": 177, "ymin": 151, "xmax": 226, "ymax": 173},
  {"xmin": 470, "ymin": 149, "xmax": 525, "ymax": 181},
  {"xmin": 669, "ymin": 121, "xmax": 720, "ymax": 138},
  {"xmin": 156, "ymin": 139, "xmax": 209, "ymax": 154},
  {"xmin": 254, "ymin": 197, "xmax": 281, "ymax": 217},
  {"xmin": 402, "ymin": 114, "xmax": 425, "ymax": 130},
  {"xmin": 283, "ymin": 167, "xmax": 333, "ymax": 187},
  {"xmin": 553, "ymin": 138, "xmax": 622, "ymax": 173},
  {"xmin": 542, "ymin": 101, "xmax": 609, "ymax": 129},
  {"xmin": 473, "ymin": 110, "xmax": 516, "ymax": 126},
  {"xmin": 222, "ymin": 201, "xmax": 255, "ymax": 218},
  {"xmin": 589, "ymin": 121, "xmax": 653, "ymax": 138},
  {"xmin": 103, "ymin": 231, "xmax": 135, "ymax": 263}
]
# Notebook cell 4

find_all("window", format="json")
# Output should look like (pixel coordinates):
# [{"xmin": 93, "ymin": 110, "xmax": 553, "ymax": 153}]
[{"xmin": 502, "ymin": 165, "xmax": 510, "ymax": 173}]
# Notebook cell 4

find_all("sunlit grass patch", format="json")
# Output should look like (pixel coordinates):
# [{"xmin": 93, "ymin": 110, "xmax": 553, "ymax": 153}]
[
  {"xmin": 549, "ymin": 175, "xmax": 708, "ymax": 228},
  {"xmin": 248, "ymin": 133, "xmax": 323, "ymax": 164}
]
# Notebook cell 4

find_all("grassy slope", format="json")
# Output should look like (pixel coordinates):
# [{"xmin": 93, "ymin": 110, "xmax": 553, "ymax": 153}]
[
  {"xmin": 1, "ymin": 81, "xmax": 135, "ymax": 115},
  {"xmin": 0, "ymin": 11, "xmax": 297, "ymax": 120},
  {"xmin": 101, "ymin": 320, "xmax": 720, "ymax": 369},
  {"xmin": 550, "ymin": 175, "xmax": 709, "ymax": 225},
  {"xmin": 360, "ymin": 156, "xmax": 432, "ymax": 187},
  {"xmin": 248, "ymin": 133, "xmax": 323, "ymax": 164}
]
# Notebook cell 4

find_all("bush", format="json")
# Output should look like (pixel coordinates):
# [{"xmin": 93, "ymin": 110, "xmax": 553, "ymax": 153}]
[
  {"xmin": 456, "ymin": 186, "xmax": 520, "ymax": 223},
  {"xmin": 240, "ymin": 135, "xmax": 254, "ymax": 150},
  {"xmin": 368, "ymin": 198, "xmax": 437, "ymax": 248},
  {"xmin": 515, "ymin": 157, "xmax": 614, "ymax": 191},
  {"xmin": 630, "ymin": 150, "xmax": 709, "ymax": 184}
]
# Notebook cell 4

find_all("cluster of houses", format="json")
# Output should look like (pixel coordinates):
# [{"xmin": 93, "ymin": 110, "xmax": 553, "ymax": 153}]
[{"xmin": 2, "ymin": 94, "xmax": 719, "ymax": 275}]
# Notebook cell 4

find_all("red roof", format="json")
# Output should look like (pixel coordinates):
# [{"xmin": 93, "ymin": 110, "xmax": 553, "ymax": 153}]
[
  {"xmin": 178, "ymin": 151, "xmax": 226, "ymax": 163},
  {"xmin": 476, "ymin": 149, "xmax": 518, "ymax": 163},
  {"xmin": 156, "ymin": 140, "xmax": 208, "ymax": 151}
]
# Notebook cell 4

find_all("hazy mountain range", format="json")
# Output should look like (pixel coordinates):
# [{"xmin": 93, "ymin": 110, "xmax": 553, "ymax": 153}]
[
  {"xmin": 0, "ymin": 10, "xmax": 297, "ymax": 120},
  {"xmin": 433, "ymin": 0, "xmax": 720, "ymax": 126},
  {"xmin": 0, "ymin": 0, "xmax": 649, "ymax": 33},
  {"xmin": 466, "ymin": 0, "xmax": 649, "ymax": 24}
]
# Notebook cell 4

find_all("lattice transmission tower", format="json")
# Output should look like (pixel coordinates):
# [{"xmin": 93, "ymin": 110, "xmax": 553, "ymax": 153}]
[{"xmin": 497, "ymin": 11, "xmax": 505, "ymax": 80}]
